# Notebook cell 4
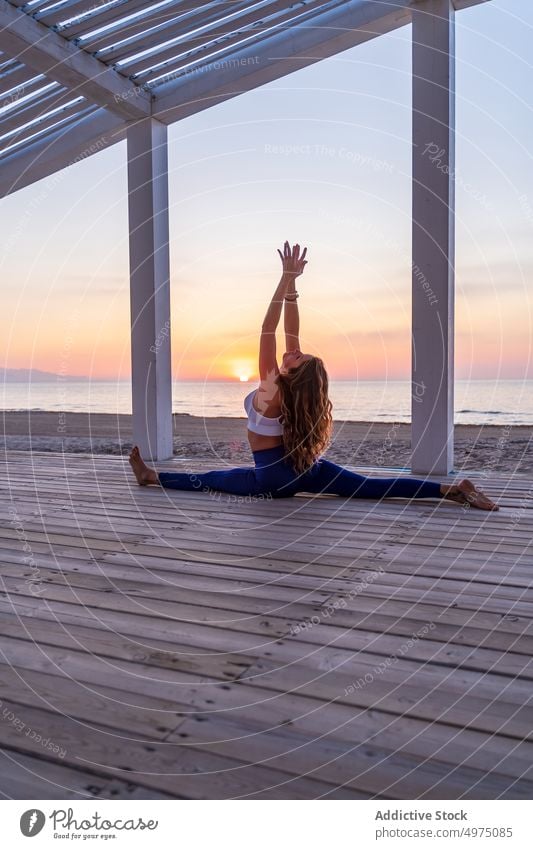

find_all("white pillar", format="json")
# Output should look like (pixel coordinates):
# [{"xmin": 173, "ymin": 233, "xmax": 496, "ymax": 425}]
[
  {"xmin": 127, "ymin": 117, "xmax": 173, "ymax": 461},
  {"xmin": 411, "ymin": 0, "xmax": 455, "ymax": 475}
]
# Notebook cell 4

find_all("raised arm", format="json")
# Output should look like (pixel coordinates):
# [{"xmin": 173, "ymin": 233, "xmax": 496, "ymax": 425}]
[
  {"xmin": 258, "ymin": 271, "xmax": 290, "ymax": 382},
  {"xmin": 256, "ymin": 242, "xmax": 308, "ymax": 411},
  {"xmin": 284, "ymin": 244, "xmax": 306, "ymax": 351},
  {"xmin": 259, "ymin": 242, "xmax": 307, "ymax": 379}
]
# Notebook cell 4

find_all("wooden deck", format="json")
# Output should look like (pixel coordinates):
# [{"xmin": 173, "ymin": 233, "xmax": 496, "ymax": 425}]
[{"xmin": 1, "ymin": 448, "xmax": 532, "ymax": 800}]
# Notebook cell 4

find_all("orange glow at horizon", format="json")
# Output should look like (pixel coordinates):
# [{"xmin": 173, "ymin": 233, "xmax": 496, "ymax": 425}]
[
  {"xmin": 3, "ymin": 287, "xmax": 532, "ymax": 382},
  {"xmin": 231, "ymin": 359, "xmax": 255, "ymax": 383}
]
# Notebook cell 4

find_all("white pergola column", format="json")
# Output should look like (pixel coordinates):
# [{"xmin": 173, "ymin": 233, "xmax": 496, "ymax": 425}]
[
  {"xmin": 411, "ymin": 0, "xmax": 455, "ymax": 475},
  {"xmin": 127, "ymin": 117, "xmax": 173, "ymax": 461}
]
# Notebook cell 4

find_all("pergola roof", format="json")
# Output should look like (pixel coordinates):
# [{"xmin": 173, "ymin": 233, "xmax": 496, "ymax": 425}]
[{"xmin": 0, "ymin": 0, "xmax": 489, "ymax": 196}]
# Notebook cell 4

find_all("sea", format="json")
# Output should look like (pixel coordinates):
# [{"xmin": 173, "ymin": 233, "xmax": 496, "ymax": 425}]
[{"xmin": 2, "ymin": 380, "xmax": 532, "ymax": 426}]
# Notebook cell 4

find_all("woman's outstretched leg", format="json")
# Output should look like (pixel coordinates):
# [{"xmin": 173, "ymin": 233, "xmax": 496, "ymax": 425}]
[
  {"xmin": 303, "ymin": 458, "xmax": 441, "ymax": 499},
  {"xmin": 158, "ymin": 466, "xmax": 259, "ymax": 496},
  {"xmin": 129, "ymin": 446, "xmax": 259, "ymax": 496},
  {"xmin": 299, "ymin": 458, "xmax": 498, "ymax": 510}
]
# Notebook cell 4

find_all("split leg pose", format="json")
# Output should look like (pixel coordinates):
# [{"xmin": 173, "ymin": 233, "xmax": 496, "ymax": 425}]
[{"xmin": 129, "ymin": 242, "xmax": 498, "ymax": 511}]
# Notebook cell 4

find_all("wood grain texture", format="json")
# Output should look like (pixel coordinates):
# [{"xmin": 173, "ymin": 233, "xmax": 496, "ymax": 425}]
[{"xmin": 1, "ymin": 449, "xmax": 532, "ymax": 799}]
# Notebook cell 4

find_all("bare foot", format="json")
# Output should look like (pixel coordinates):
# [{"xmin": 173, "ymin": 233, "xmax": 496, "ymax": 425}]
[
  {"xmin": 441, "ymin": 478, "xmax": 499, "ymax": 511},
  {"xmin": 128, "ymin": 446, "xmax": 159, "ymax": 486}
]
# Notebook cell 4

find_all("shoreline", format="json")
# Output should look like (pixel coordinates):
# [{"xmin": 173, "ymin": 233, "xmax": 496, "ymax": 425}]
[{"xmin": 2, "ymin": 411, "xmax": 531, "ymax": 475}]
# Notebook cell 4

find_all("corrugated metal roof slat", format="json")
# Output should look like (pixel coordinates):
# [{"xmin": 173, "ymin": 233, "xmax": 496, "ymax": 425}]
[
  {"xmin": 0, "ymin": 65, "xmax": 42, "ymax": 97},
  {"xmin": 0, "ymin": 80, "xmax": 60, "ymax": 120},
  {"xmin": 122, "ymin": 0, "xmax": 315, "ymax": 77},
  {"xmin": 0, "ymin": 2, "xmax": 152, "ymax": 117},
  {"xmin": 0, "ymin": 101, "xmax": 97, "ymax": 156},
  {"xmin": 94, "ymin": 0, "xmax": 264, "ymax": 61},
  {"xmin": 143, "ymin": 1, "xmax": 345, "ymax": 88},
  {"xmin": 54, "ymin": 0, "xmax": 173, "ymax": 36},
  {"xmin": 83, "ymin": 2, "xmax": 218, "ymax": 54},
  {"xmin": 0, "ymin": 56, "xmax": 24, "ymax": 73},
  {"xmin": 33, "ymin": 0, "xmax": 100, "ymax": 24},
  {"xmin": 68, "ymin": 0, "xmax": 186, "ymax": 41},
  {"xmin": 129, "ymin": 0, "xmax": 329, "ymax": 81},
  {"xmin": 36, "ymin": 0, "xmax": 129, "ymax": 29},
  {"xmin": 0, "ymin": 74, "xmax": 48, "ymax": 108},
  {"xmin": 18, "ymin": 0, "xmax": 58, "ymax": 8},
  {"xmin": 0, "ymin": 0, "xmax": 492, "ymax": 183},
  {"xmin": 0, "ymin": 88, "xmax": 84, "ymax": 139},
  {"xmin": 8, "ymin": 98, "xmax": 89, "ymax": 144}
]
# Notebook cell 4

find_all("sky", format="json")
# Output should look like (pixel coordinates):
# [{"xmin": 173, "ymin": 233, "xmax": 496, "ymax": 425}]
[{"xmin": 1, "ymin": 0, "xmax": 532, "ymax": 383}]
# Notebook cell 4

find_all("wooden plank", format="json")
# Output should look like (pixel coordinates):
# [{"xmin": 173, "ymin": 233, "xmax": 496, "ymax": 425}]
[
  {"xmin": 0, "ymin": 573, "xmax": 333, "ymax": 622},
  {"xmin": 0, "ymin": 543, "xmax": 359, "ymax": 593},
  {"xmin": 3, "ymin": 520, "xmax": 530, "ymax": 575},
  {"xmin": 169, "ymin": 714, "xmax": 533, "ymax": 800},
  {"xmin": 2, "ymin": 522, "xmax": 530, "ymax": 588},
  {"xmin": 3, "ymin": 620, "xmax": 532, "ymax": 775},
  {"xmin": 2, "ymin": 597, "xmax": 531, "ymax": 705},
  {"xmin": 3, "ymin": 538, "xmax": 530, "ymax": 612},
  {"xmin": 1, "ymin": 449, "xmax": 532, "ymax": 799},
  {"xmin": 3, "ymin": 552, "xmax": 533, "ymax": 621},
  {"xmin": 4, "ymin": 495, "xmax": 531, "ymax": 546},
  {"xmin": 0, "ymin": 611, "xmax": 252, "ymax": 680},
  {"xmin": 0, "ymin": 751, "xmax": 179, "ymax": 799},
  {"xmin": 3, "ymin": 566, "xmax": 533, "ymax": 656},
  {"xmin": 269, "ymin": 619, "xmax": 533, "ymax": 680},
  {"xmin": 3, "ymin": 567, "xmax": 532, "ymax": 646},
  {"xmin": 7, "ymin": 584, "xmax": 530, "ymax": 669},
  {"xmin": 168, "ymin": 682, "xmax": 533, "ymax": 784},
  {"xmin": 238, "ymin": 658, "xmax": 533, "ymax": 739},
  {"xmin": 0, "ymin": 591, "xmax": 293, "ymax": 643},
  {"xmin": 7, "ymin": 494, "xmax": 513, "ymax": 560},
  {"xmin": 0, "ymin": 559, "xmax": 335, "ymax": 608},
  {"xmin": 237, "ymin": 642, "xmax": 533, "ymax": 709},
  {"xmin": 4, "ymin": 496, "xmax": 520, "ymax": 569},
  {"xmin": 0, "ymin": 662, "xmax": 180, "ymax": 739},
  {"xmin": 1, "ymin": 629, "xmax": 529, "ymax": 740},
  {"xmin": 0, "ymin": 698, "xmax": 365, "ymax": 799},
  {"xmin": 2, "ymin": 586, "xmax": 532, "ymax": 685}
]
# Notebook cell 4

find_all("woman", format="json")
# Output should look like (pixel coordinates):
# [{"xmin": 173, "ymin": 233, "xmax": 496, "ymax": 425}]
[{"xmin": 129, "ymin": 242, "xmax": 498, "ymax": 511}]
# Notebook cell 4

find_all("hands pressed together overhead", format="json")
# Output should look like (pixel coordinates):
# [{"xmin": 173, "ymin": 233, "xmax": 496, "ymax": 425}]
[{"xmin": 278, "ymin": 240, "xmax": 308, "ymax": 278}]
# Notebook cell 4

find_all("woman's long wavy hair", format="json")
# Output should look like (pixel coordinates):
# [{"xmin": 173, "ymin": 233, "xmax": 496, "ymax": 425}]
[{"xmin": 276, "ymin": 356, "xmax": 333, "ymax": 474}]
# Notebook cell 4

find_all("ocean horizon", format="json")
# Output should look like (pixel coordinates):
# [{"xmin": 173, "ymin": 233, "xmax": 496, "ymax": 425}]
[{"xmin": 2, "ymin": 379, "xmax": 532, "ymax": 427}]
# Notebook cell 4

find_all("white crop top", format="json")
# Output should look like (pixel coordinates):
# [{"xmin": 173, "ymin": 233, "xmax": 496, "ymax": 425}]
[{"xmin": 244, "ymin": 389, "xmax": 284, "ymax": 436}]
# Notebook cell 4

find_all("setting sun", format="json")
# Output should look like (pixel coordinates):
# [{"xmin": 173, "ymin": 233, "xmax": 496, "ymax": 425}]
[{"xmin": 231, "ymin": 359, "xmax": 255, "ymax": 383}]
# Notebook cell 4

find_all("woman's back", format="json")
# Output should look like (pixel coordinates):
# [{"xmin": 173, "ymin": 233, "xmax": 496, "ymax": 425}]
[{"xmin": 244, "ymin": 387, "xmax": 284, "ymax": 452}]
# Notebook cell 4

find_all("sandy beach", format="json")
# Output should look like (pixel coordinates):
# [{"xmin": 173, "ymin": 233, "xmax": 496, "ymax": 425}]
[{"xmin": 1, "ymin": 410, "xmax": 531, "ymax": 476}]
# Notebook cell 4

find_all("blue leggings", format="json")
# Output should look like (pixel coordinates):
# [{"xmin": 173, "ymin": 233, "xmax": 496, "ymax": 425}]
[{"xmin": 158, "ymin": 446, "xmax": 443, "ymax": 501}]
